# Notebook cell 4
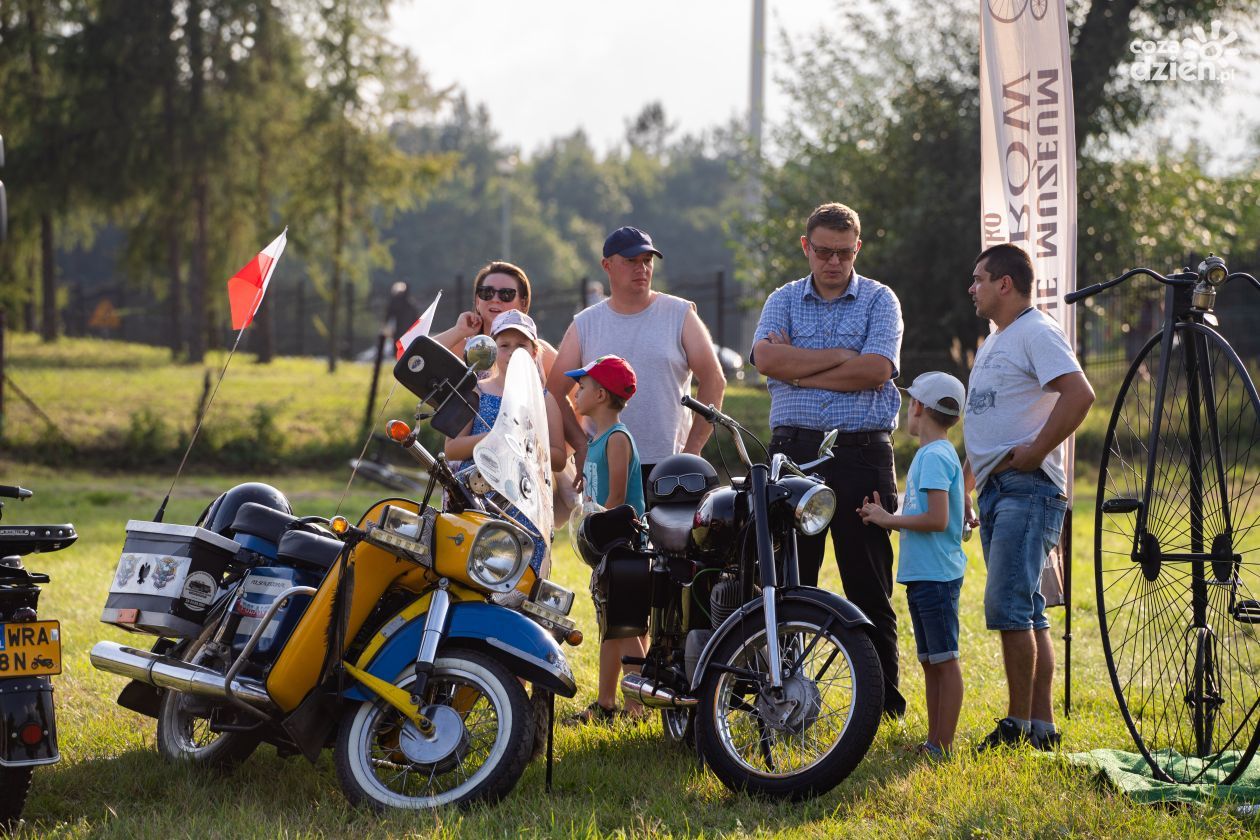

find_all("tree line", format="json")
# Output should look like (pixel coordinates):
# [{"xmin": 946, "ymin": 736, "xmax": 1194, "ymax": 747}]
[{"xmin": 2, "ymin": 0, "xmax": 1257, "ymax": 377}]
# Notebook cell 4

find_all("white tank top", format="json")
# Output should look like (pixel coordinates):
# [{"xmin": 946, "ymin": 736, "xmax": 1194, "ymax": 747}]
[{"xmin": 575, "ymin": 293, "xmax": 692, "ymax": 464}]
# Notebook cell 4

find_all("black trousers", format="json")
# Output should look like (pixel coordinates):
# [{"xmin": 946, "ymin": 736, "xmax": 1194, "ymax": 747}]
[{"xmin": 769, "ymin": 433, "xmax": 907, "ymax": 717}]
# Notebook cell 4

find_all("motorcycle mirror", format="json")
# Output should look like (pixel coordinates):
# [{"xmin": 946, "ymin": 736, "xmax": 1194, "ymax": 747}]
[
  {"xmin": 817, "ymin": 429, "xmax": 838, "ymax": 459},
  {"xmin": 464, "ymin": 335, "xmax": 497, "ymax": 372}
]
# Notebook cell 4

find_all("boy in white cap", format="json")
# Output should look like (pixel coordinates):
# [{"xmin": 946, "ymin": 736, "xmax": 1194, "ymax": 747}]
[{"xmin": 859, "ymin": 371, "xmax": 968, "ymax": 759}]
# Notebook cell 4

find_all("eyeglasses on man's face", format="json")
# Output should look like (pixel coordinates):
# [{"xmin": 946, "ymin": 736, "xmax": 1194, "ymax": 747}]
[
  {"xmin": 476, "ymin": 286, "xmax": 519, "ymax": 303},
  {"xmin": 807, "ymin": 241, "xmax": 858, "ymax": 263}
]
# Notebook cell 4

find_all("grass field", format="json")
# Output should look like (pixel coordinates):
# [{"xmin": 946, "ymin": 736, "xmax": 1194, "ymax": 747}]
[
  {"xmin": 0, "ymin": 462, "xmax": 1255, "ymax": 839},
  {"xmin": 2, "ymin": 334, "xmax": 1259, "ymax": 837}
]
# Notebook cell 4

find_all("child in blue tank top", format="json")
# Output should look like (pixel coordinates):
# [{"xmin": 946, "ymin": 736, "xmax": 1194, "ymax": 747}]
[{"xmin": 562, "ymin": 355, "xmax": 645, "ymax": 724}]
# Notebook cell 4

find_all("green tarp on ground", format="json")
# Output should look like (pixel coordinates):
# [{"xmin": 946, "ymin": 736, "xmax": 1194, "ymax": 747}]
[{"xmin": 1063, "ymin": 749, "xmax": 1260, "ymax": 810}]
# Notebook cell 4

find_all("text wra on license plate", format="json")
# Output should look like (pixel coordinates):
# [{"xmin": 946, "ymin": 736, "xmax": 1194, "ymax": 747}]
[{"xmin": 0, "ymin": 621, "xmax": 61, "ymax": 676}]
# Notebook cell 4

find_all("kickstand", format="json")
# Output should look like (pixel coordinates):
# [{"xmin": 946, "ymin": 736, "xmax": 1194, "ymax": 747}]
[{"xmin": 545, "ymin": 690, "xmax": 555, "ymax": 792}]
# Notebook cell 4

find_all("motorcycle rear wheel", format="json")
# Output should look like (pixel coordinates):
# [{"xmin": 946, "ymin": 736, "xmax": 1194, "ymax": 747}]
[
  {"xmin": 0, "ymin": 766, "xmax": 33, "ymax": 827},
  {"xmin": 695, "ymin": 601, "xmax": 882, "ymax": 801},
  {"xmin": 334, "ymin": 649, "xmax": 533, "ymax": 811},
  {"xmin": 154, "ymin": 638, "xmax": 261, "ymax": 770}
]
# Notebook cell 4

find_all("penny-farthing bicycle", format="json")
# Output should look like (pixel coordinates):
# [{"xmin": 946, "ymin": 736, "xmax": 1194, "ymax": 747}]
[{"xmin": 1066, "ymin": 256, "xmax": 1260, "ymax": 783}]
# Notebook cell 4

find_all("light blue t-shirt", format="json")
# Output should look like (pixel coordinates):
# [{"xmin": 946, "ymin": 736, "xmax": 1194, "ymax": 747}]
[
  {"xmin": 583, "ymin": 422, "xmax": 645, "ymax": 516},
  {"xmin": 896, "ymin": 439, "xmax": 967, "ymax": 583}
]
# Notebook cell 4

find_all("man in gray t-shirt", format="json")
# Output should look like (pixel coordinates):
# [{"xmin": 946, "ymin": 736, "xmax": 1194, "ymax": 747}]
[
  {"xmin": 963, "ymin": 243, "xmax": 1094, "ymax": 752},
  {"xmin": 548, "ymin": 226, "xmax": 726, "ymax": 485}
]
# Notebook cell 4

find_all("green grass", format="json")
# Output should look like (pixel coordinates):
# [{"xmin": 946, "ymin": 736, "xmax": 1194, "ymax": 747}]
[
  {"xmin": 2, "ymin": 335, "xmax": 1257, "ymax": 836},
  {"xmin": 1, "ymin": 460, "xmax": 1257, "ymax": 839}
]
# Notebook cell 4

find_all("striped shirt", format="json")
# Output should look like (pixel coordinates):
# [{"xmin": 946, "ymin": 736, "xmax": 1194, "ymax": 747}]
[{"xmin": 752, "ymin": 273, "xmax": 903, "ymax": 432}]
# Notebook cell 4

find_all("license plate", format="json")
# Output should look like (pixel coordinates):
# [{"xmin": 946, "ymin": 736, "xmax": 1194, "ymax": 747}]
[{"xmin": 0, "ymin": 621, "xmax": 61, "ymax": 676}]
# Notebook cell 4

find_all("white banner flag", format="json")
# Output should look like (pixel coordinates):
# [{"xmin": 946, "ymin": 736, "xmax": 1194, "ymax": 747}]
[{"xmin": 980, "ymin": 0, "xmax": 1077, "ymax": 604}]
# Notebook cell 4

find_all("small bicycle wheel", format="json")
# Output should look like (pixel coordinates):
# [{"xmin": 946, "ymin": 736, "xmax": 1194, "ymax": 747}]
[{"xmin": 1095, "ymin": 322, "xmax": 1260, "ymax": 784}]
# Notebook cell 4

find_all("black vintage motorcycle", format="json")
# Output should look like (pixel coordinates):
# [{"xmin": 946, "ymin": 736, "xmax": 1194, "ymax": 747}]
[
  {"xmin": 575, "ymin": 397, "xmax": 883, "ymax": 800},
  {"xmin": 0, "ymin": 485, "xmax": 76, "ymax": 826}
]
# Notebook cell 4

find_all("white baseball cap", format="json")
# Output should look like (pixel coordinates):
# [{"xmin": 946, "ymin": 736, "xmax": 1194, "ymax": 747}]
[
  {"xmin": 490, "ymin": 310, "xmax": 538, "ymax": 341},
  {"xmin": 902, "ymin": 372, "xmax": 966, "ymax": 416}
]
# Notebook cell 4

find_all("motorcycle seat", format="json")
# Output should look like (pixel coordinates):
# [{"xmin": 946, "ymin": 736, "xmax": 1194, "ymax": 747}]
[
  {"xmin": 646, "ymin": 503, "xmax": 697, "ymax": 554},
  {"xmin": 0, "ymin": 524, "xmax": 77, "ymax": 557},
  {"xmin": 231, "ymin": 503, "xmax": 299, "ymax": 546},
  {"xmin": 276, "ymin": 529, "xmax": 345, "ymax": 571}
]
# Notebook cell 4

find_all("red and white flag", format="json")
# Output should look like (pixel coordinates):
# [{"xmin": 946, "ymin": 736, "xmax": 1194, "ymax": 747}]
[
  {"xmin": 395, "ymin": 291, "xmax": 443, "ymax": 359},
  {"xmin": 227, "ymin": 228, "xmax": 288, "ymax": 331}
]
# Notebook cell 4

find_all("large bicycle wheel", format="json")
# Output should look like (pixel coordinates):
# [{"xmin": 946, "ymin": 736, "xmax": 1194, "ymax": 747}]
[{"xmin": 1096, "ymin": 322, "xmax": 1260, "ymax": 784}]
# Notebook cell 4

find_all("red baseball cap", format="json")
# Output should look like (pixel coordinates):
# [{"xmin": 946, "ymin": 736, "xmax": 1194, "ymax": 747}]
[{"xmin": 564, "ymin": 355, "xmax": 637, "ymax": 400}]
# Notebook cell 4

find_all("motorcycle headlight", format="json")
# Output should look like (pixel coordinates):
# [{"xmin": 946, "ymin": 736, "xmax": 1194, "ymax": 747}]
[
  {"xmin": 794, "ymin": 484, "xmax": 836, "ymax": 536},
  {"xmin": 467, "ymin": 521, "xmax": 531, "ymax": 592},
  {"xmin": 530, "ymin": 578, "xmax": 575, "ymax": 616}
]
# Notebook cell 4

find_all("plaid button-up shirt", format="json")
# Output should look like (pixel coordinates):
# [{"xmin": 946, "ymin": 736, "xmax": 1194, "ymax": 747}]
[{"xmin": 752, "ymin": 272, "xmax": 903, "ymax": 432}]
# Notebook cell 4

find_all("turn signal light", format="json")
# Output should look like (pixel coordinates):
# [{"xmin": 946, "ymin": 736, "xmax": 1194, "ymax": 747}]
[
  {"xmin": 329, "ymin": 516, "xmax": 350, "ymax": 535},
  {"xmin": 18, "ymin": 722, "xmax": 43, "ymax": 746},
  {"xmin": 386, "ymin": 420, "xmax": 411, "ymax": 442},
  {"xmin": 566, "ymin": 629, "xmax": 583, "ymax": 646}
]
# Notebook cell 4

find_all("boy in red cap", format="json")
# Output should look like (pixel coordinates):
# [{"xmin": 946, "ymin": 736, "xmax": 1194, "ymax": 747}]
[{"xmin": 562, "ymin": 355, "xmax": 646, "ymax": 724}]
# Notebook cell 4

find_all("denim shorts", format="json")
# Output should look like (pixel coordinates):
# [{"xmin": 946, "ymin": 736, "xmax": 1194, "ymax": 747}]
[
  {"xmin": 977, "ymin": 468, "xmax": 1069, "ymax": 631},
  {"xmin": 905, "ymin": 578, "xmax": 963, "ymax": 664}
]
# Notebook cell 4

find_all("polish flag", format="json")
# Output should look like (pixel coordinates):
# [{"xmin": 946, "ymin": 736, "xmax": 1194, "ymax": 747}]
[
  {"xmin": 395, "ymin": 291, "xmax": 443, "ymax": 359},
  {"xmin": 227, "ymin": 228, "xmax": 287, "ymax": 331}
]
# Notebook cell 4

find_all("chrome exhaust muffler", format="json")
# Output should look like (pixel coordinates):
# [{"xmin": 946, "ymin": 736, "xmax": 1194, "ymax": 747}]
[
  {"xmin": 620, "ymin": 673, "xmax": 697, "ymax": 709},
  {"xmin": 90, "ymin": 641, "xmax": 275, "ymax": 711}
]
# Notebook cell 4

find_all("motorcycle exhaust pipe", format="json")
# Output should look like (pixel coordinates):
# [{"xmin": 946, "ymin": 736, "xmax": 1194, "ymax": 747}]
[
  {"xmin": 620, "ymin": 673, "xmax": 697, "ymax": 709},
  {"xmin": 90, "ymin": 641, "xmax": 275, "ymax": 711}
]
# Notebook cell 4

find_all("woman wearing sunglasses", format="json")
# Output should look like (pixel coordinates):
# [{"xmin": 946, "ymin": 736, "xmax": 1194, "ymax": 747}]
[{"xmin": 433, "ymin": 261, "xmax": 559, "ymax": 377}]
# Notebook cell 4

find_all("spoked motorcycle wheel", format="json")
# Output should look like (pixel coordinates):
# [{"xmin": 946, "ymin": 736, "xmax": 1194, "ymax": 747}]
[
  {"xmin": 661, "ymin": 707, "xmax": 695, "ymax": 747},
  {"xmin": 0, "ymin": 766, "xmax": 33, "ymax": 827},
  {"xmin": 155, "ymin": 638, "xmax": 261, "ymax": 770},
  {"xmin": 334, "ymin": 649, "xmax": 534, "ymax": 811},
  {"xmin": 1095, "ymin": 323, "xmax": 1260, "ymax": 784},
  {"xmin": 695, "ymin": 602, "xmax": 882, "ymax": 800}
]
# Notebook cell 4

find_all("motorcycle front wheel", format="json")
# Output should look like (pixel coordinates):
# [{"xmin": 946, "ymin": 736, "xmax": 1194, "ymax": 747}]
[
  {"xmin": 334, "ymin": 649, "xmax": 534, "ymax": 811},
  {"xmin": 695, "ymin": 601, "xmax": 882, "ymax": 801},
  {"xmin": 155, "ymin": 637, "xmax": 261, "ymax": 770}
]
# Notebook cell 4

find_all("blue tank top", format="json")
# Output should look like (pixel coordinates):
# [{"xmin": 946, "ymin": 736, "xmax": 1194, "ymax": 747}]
[{"xmin": 583, "ymin": 422, "xmax": 645, "ymax": 516}]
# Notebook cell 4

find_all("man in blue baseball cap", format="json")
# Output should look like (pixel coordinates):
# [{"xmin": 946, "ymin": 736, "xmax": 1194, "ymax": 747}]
[
  {"xmin": 602, "ymin": 226, "xmax": 663, "ymax": 260},
  {"xmin": 547, "ymin": 225, "xmax": 725, "ymax": 505}
]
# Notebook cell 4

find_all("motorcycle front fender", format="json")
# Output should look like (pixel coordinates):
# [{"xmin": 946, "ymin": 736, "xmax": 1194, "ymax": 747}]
[
  {"xmin": 689, "ymin": 585, "xmax": 874, "ymax": 692},
  {"xmin": 345, "ymin": 601, "xmax": 576, "ymax": 701},
  {"xmin": 0, "ymin": 676, "xmax": 58, "ymax": 767}
]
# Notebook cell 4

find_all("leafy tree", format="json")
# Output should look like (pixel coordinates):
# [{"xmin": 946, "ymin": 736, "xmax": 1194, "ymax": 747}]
[{"xmin": 289, "ymin": 0, "xmax": 447, "ymax": 372}]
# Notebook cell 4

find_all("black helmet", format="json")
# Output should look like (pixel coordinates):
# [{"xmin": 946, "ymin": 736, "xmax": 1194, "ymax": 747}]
[
  {"xmin": 198, "ymin": 482, "xmax": 292, "ymax": 537},
  {"xmin": 647, "ymin": 454, "xmax": 719, "ymax": 507},
  {"xmin": 573, "ymin": 503, "xmax": 639, "ymax": 568}
]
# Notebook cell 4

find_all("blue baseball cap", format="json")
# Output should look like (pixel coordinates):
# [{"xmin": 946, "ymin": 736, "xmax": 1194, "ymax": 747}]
[{"xmin": 603, "ymin": 226, "xmax": 663, "ymax": 260}]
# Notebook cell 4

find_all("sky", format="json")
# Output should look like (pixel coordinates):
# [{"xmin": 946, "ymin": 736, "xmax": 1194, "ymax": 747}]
[
  {"xmin": 389, "ymin": 1, "xmax": 1258, "ymax": 167},
  {"xmin": 389, "ymin": 0, "xmax": 837, "ymax": 156}
]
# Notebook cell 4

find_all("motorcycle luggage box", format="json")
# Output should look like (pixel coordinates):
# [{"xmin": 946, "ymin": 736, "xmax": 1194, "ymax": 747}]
[
  {"xmin": 594, "ymin": 547, "xmax": 650, "ymax": 641},
  {"xmin": 230, "ymin": 502, "xmax": 297, "ymax": 560},
  {"xmin": 101, "ymin": 521, "xmax": 240, "ymax": 638},
  {"xmin": 275, "ymin": 530, "xmax": 344, "ymax": 572}
]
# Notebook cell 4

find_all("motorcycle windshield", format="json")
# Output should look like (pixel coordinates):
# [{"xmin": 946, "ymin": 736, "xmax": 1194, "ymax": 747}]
[{"xmin": 472, "ymin": 348, "xmax": 554, "ymax": 571}]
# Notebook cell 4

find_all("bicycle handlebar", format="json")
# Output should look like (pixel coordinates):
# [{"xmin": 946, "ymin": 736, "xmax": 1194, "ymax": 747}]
[{"xmin": 1065, "ymin": 266, "xmax": 1259, "ymax": 305}]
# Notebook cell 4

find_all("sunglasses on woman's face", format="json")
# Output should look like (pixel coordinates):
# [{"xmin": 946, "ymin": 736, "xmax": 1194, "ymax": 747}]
[{"xmin": 476, "ymin": 286, "xmax": 518, "ymax": 303}]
